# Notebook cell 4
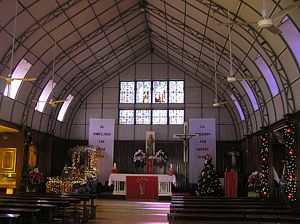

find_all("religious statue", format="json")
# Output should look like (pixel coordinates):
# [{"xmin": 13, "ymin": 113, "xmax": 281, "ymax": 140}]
[
  {"xmin": 147, "ymin": 134, "xmax": 154, "ymax": 157},
  {"xmin": 28, "ymin": 142, "xmax": 38, "ymax": 169},
  {"xmin": 227, "ymin": 150, "xmax": 240, "ymax": 171}
]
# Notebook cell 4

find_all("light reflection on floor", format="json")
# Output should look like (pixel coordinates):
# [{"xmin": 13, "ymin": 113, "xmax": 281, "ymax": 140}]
[{"xmin": 89, "ymin": 199, "xmax": 170, "ymax": 224}]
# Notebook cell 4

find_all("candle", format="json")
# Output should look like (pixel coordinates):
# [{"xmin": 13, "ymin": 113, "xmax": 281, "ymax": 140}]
[
  {"xmin": 170, "ymin": 163, "xmax": 173, "ymax": 169},
  {"xmin": 113, "ymin": 163, "xmax": 116, "ymax": 168}
]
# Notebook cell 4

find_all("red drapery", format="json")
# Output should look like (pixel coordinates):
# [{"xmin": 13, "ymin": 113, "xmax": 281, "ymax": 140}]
[
  {"xmin": 146, "ymin": 158, "xmax": 153, "ymax": 174},
  {"xmin": 126, "ymin": 176, "xmax": 158, "ymax": 200},
  {"xmin": 225, "ymin": 171, "xmax": 237, "ymax": 197}
]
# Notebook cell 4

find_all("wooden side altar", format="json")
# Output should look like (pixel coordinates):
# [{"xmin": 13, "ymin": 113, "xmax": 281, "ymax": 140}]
[{"xmin": 108, "ymin": 173, "xmax": 176, "ymax": 196}]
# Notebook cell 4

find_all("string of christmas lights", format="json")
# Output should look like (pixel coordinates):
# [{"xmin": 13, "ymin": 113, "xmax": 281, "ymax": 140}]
[
  {"xmin": 260, "ymin": 131, "xmax": 270, "ymax": 197},
  {"xmin": 283, "ymin": 122, "xmax": 297, "ymax": 202}
]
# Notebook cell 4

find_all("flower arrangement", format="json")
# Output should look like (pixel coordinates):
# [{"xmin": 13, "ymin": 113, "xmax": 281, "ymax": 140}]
[
  {"xmin": 247, "ymin": 171, "xmax": 263, "ymax": 192},
  {"xmin": 133, "ymin": 149, "xmax": 147, "ymax": 167},
  {"xmin": 154, "ymin": 149, "xmax": 167, "ymax": 167},
  {"xmin": 24, "ymin": 167, "xmax": 44, "ymax": 187}
]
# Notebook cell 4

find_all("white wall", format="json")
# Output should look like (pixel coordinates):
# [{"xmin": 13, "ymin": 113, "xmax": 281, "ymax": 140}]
[{"xmin": 69, "ymin": 54, "xmax": 237, "ymax": 141}]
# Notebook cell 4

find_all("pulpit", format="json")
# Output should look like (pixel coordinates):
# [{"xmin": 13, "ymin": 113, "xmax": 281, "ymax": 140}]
[{"xmin": 225, "ymin": 171, "xmax": 237, "ymax": 197}]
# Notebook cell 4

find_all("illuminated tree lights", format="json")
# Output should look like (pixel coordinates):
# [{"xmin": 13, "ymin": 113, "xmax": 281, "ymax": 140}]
[
  {"xmin": 283, "ymin": 122, "xmax": 297, "ymax": 202},
  {"xmin": 260, "ymin": 132, "xmax": 270, "ymax": 197}
]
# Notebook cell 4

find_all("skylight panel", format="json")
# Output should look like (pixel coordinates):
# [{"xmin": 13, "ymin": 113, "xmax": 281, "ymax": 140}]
[
  {"xmin": 4, "ymin": 59, "xmax": 32, "ymax": 99},
  {"xmin": 241, "ymin": 80, "xmax": 259, "ymax": 111},
  {"xmin": 35, "ymin": 80, "xmax": 56, "ymax": 112},
  {"xmin": 254, "ymin": 55, "xmax": 279, "ymax": 96},
  {"xmin": 57, "ymin": 94, "xmax": 74, "ymax": 122},
  {"xmin": 230, "ymin": 94, "xmax": 245, "ymax": 121},
  {"xmin": 279, "ymin": 16, "xmax": 300, "ymax": 67}
]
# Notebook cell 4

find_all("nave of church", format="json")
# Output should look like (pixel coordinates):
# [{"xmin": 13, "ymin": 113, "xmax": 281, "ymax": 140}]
[{"xmin": 1, "ymin": 0, "xmax": 300, "ymax": 223}]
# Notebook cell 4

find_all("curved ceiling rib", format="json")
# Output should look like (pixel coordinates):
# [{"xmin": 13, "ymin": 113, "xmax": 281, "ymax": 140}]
[{"xmin": 0, "ymin": 0, "xmax": 296, "ymax": 139}]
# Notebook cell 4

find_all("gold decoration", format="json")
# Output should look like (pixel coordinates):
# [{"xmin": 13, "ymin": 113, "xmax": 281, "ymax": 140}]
[{"xmin": 46, "ymin": 146, "xmax": 98, "ymax": 193}]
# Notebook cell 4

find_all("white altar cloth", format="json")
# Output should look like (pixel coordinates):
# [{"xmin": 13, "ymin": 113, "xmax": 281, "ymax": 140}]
[{"xmin": 108, "ymin": 173, "xmax": 176, "ymax": 196}]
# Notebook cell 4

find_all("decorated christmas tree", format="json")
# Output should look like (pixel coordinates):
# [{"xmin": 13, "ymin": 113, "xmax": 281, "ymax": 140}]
[{"xmin": 196, "ymin": 154, "xmax": 224, "ymax": 196}]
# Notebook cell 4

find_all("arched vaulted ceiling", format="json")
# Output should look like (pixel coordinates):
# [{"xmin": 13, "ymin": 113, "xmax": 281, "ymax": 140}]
[{"xmin": 0, "ymin": 0, "xmax": 299, "ymax": 138}]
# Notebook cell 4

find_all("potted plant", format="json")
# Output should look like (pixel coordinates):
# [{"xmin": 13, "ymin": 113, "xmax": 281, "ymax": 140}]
[{"xmin": 247, "ymin": 171, "xmax": 262, "ymax": 197}]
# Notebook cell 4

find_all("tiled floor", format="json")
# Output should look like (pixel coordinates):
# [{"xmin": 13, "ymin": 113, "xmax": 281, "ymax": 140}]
[{"xmin": 89, "ymin": 199, "xmax": 170, "ymax": 224}]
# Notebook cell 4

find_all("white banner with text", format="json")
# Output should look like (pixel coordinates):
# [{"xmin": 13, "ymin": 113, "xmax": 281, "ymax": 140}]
[
  {"xmin": 189, "ymin": 118, "xmax": 216, "ymax": 184},
  {"xmin": 89, "ymin": 118, "xmax": 115, "ymax": 184}
]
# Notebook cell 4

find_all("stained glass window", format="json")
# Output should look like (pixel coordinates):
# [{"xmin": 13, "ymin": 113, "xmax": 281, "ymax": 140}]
[
  {"xmin": 153, "ymin": 81, "xmax": 167, "ymax": 103},
  {"xmin": 230, "ymin": 94, "xmax": 245, "ymax": 121},
  {"xmin": 169, "ymin": 110, "xmax": 184, "ymax": 124},
  {"xmin": 119, "ymin": 110, "xmax": 134, "ymax": 124},
  {"xmin": 152, "ymin": 110, "xmax": 168, "ymax": 124},
  {"xmin": 169, "ymin": 81, "xmax": 184, "ymax": 103},
  {"xmin": 136, "ymin": 81, "xmax": 151, "ymax": 103},
  {"xmin": 4, "ymin": 58, "xmax": 32, "ymax": 99},
  {"xmin": 136, "ymin": 110, "xmax": 151, "ymax": 124},
  {"xmin": 279, "ymin": 16, "xmax": 300, "ymax": 67},
  {"xmin": 120, "ymin": 82, "xmax": 135, "ymax": 103},
  {"xmin": 57, "ymin": 94, "xmax": 74, "ymax": 122},
  {"xmin": 255, "ymin": 55, "xmax": 279, "ymax": 97}
]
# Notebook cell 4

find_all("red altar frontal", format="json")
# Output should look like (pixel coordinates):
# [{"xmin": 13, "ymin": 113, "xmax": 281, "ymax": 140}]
[{"xmin": 109, "ymin": 173, "xmax": 176, "ymax": 198}]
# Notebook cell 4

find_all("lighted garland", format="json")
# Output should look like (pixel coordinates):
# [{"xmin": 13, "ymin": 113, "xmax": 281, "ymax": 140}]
[
  {"xmin": 260, "ymin": 131, "xmax": 270, "ymax": 197},
  {"xmin": 283, "ymin": 122, "xmax": 297, "ymax": 202}
]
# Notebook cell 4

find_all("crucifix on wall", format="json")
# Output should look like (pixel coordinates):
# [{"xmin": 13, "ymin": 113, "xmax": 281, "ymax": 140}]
[{"xmin": 173, "ymin": 122, "xmax": 198, "ymax": 162}]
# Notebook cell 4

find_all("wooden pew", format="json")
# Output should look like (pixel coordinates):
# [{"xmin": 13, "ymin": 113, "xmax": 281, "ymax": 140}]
[
  {"xmin": 0, "ymin": 195, "xmax": 81, "ymax": 223},
  {"xmin": 14, "ymin": 192, "xmax": 94, "ymax": 223},
  {"xmin": 168, "ymin": 196, "xmax": 300, "ymax": 223},
  {"xmin": 0, "ymin": 214, "xmax": 21, "ymax": 224},
  {"xmin": 0, "ymin": 208, "xmax": 40, "ymax": 224},
  {"xmin": 0, "ymin": 202, "xmax": 56, "ymax": 224}
]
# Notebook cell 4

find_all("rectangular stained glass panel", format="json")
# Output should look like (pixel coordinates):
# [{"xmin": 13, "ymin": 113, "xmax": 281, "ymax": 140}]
[
  {"xmin": 136, "ymin": 110, "xmax": 151, "ymax": 124},
  {"xmin": 152, "ymin": 110, "xmax": 167, "ymax": 124},
  {"xmin": 136, "ymin": 81, "xmax": 151, "ymax": 103},
  {"xmin": 120, "ymin": 82, "xmax": 135, "ymax": 103},
  {"xmin": 169, "ymin": 110, "xmax": 184, "ymax": 124},
  {"xmin": 153, "ymin": 81, "xmax": 167, "ymax": 103},
  {"xmin": 119, "ymin": 110, "xmax": 134, "ymax": 124},
  {"xmin": 169, "ymin": 81, "xmax": 184, "ymax": 103}
]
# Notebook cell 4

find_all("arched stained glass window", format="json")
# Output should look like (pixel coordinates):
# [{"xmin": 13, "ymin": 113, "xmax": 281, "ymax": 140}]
[
  {"xmin": 279, "ymin": 16, "xmax": 300, "ymax": 67},
  {"xmin": 254, "ymin": 55, "xmax": 279, "ymax": 97},
  {"xmin": 4, "ymin": 58, "xmax": 32, "ymax": 99},
  {"xmin": 35, "ymin": 80, "xmax": 56, "ymax": 112},
  {"xmin": 57, "ymin": 94, "xmax": 74, "ymax": 122},
  {"xmin": 241, "ymin": 80, "xmax": 258, "ymax": 111},
  {"xmin": 230, "ymin": 94, "xmax": 245, "ymax": 121}
]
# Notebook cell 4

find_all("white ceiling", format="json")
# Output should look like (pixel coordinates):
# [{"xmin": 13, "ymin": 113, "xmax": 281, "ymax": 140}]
[{"xmin": 0, "ymin": 0, "xmax": 299, "ymax": 136}]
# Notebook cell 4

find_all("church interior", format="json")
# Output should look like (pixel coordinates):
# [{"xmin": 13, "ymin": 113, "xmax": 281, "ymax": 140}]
[{"xmin": 0, "ymin": 0, "xmax": 300, "ymax": 223}]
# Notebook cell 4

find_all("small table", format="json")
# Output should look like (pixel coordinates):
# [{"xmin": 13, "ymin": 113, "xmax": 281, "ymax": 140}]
[{"xmin": 108, "ymin": 173, "xmax": 176, "ymax": 196}]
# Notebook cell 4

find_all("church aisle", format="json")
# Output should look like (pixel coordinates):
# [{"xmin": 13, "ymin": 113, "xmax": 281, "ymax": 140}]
[{"xmin": 89, "ymin": 199, "xmax": 170, "ymax": 224}]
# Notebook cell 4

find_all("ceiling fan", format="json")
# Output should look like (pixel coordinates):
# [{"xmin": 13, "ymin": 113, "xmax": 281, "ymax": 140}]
[
  {"xmin": 1, "ymin": 0, "xmax": 36, "ymax": 97},
  {"xmin": 33, "ymin": 38, "xmax": 67, "ymax": 108},
  {"xmin": 219, "ymin": 0, "xmax": 300, "ymax": 35},
  {"xmin": 218, "ymin": 10, "xmax": 261, "ymax": 83}
]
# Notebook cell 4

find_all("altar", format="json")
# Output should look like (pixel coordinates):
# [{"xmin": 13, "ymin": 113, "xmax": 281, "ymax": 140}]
[{"xmin": 108, "ymin": 173, "xmax": 176, "ymax": 197}]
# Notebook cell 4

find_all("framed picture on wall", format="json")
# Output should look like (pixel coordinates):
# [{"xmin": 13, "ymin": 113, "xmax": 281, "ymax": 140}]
[{"xmin": 0, "ymin": 148, "xmax": 17, "ymax": 173}]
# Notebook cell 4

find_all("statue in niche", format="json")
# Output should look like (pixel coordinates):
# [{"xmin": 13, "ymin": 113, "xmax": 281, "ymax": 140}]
[
  {"xmin": 147, "ymin": 134, "xmax": 154, "ymax": 157},
  {"xmin": 28, "ymin": 142, "xmax": 38, "ymax": 169},
  {"xmin": 227, "ymin": 150, "xmax": 240, "ymax": 172}
]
